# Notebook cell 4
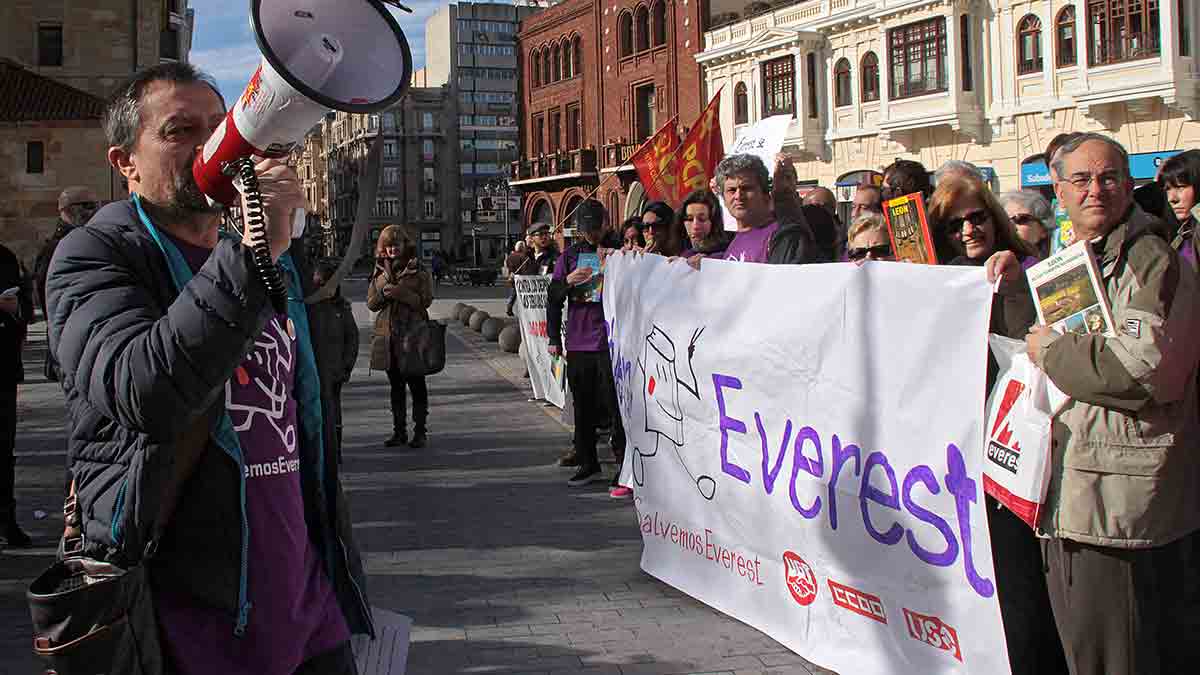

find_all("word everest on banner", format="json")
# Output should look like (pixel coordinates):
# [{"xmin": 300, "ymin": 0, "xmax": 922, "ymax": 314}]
[{"xmin": 640, "ymin": 510, "xmax": 764, "ymax": 586}]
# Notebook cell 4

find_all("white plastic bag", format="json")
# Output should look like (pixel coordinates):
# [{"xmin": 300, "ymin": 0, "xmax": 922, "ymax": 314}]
[{"xmin": 983, "ymin": 335, "xmax": 1062, "ymax": 529}]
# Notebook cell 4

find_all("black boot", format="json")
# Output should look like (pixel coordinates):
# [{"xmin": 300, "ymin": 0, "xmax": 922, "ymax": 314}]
[
  {"xmin": 409, "ymin": 377, "xmax": 429, "ymax": 449},
  {"xmin": 4, "ymin": 520, "xmax": 32, "ymax": 548}
]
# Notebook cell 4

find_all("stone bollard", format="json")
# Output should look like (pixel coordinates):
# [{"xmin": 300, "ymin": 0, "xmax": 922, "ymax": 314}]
[
  {"xmin": 480, "ymin": 317, "xmax": 505, "ymax": 341},
  {"xmin": 468, "ymin": 310, "xmax": 490, "ymax": 332},
  {"xmin": 459, "ymin": 305, "xmax": 476, "ymax": 325},
  {"xmin": 498, "ymin": 324, "xmax": 522, "ymax": 353}
]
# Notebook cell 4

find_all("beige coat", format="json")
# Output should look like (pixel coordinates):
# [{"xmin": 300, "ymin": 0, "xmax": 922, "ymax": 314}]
[
  {"xmin": 1034, "ymin": 207, "xmax": 1200, "ymax": 548},
  {"xmin": 367, "ymin": 263, "xmax": 433, "ymax": 371}
]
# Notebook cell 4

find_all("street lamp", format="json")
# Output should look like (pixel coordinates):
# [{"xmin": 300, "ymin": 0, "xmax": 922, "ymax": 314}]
[
  {"xmin": 482, "ymin": 178, "xmax": 513, "ymax": 251},
  {"xmin": 471, "ymin": 227, "xmax": 483, "ymax": 268}
]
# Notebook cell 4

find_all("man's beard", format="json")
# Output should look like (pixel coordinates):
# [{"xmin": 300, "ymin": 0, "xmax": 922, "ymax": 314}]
[{"xmin": 168, "ymin": 169, "xmax": 225, "ymax": 216}]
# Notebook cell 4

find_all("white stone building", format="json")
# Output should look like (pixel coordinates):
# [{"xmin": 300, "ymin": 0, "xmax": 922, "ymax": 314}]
[{"xmin": 697, "ymin": 0, "xmax": 1199, "ymax": 203}]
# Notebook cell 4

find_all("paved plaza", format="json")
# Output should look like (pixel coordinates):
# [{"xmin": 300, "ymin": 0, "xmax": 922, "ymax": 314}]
[{"xmin": 0, "ymin": 283, "xmax": 830, "ymax": 675}]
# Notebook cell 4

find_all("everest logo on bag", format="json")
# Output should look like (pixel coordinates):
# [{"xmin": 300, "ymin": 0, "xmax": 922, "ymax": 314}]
[{"xmin": 986, "ymin": 380, "xmax": 1024, "ymax": 475}]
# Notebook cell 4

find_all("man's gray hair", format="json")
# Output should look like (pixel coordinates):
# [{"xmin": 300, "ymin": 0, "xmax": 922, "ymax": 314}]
[
  {"xmin": 933, "ymin": 160, "xmax": 984, "ymax": 185},
  {"xmin": 715, "ymin": 154, "xmax": 770, "ymax": 193},
  {"xmin": 1050, "ymin": 132, "xmax": 1131, "ymax": 180},
  {"xmin": 997, "ymin": 190, "xmax": 1053, "ymax": 229},
  {"xmin": 104, "ymin": 62, "xmax": 224, "ymax": 152}
]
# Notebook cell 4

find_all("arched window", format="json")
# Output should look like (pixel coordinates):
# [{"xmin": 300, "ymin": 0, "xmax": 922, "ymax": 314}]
[
  {"xmin": 635, "ymin": 5, "xmax": 650, "ymax": 52},
  {"xmin": 532, "ymin": 50, "xmax": 541, "ymax": 87},
  {"xmin": 572, "ymin": 36, "xmax": 582, "ymax": 77},
  {"xmin": 1017, "ymin": 14, "xmax": 1043, "ymax": 74},
  {"xmin": 560, "ymin": 40, "xmax": 571, "ymax": 79},
  {"xmin": 541, "ymin": 47, "xmax": 551, "ymax": 85},
  {"xmin": 1056, "ymin": 7, "xmax": 1076, "ymax": 67},
  {"xmin": 618, "ymin": 12, "xmax": 633, "ymax": 57},
  {"xmin": 552, "ymin": 43, "xmax": 562, "ymax": 81},
  {"xmin": 652, "ymin": 1, "xmax": 667, "ymax": 47},
  {"xmin": 860, "ymin": 51, "xmax": 879, "ymax": 102},
  {"xmin": 734, "ymin": 82, "xmax": 749, "ymax": 124},
  {"xmin": 834, "ymin": 58, "xmax": 852, "ymax": 107}
]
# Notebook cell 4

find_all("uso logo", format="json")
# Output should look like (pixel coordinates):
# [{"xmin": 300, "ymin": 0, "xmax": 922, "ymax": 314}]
[
  {"xmin": 903, "ymin": 608, "xmax": 963, "ymax": 662},
  {"xmin": 782, "ymin": 551, "xmax": 818, "ymax": 606}
]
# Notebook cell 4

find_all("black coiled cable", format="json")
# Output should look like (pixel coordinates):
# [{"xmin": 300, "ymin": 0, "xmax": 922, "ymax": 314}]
[{"xmin": 233, "ymin": 157, "xmax": 289, "ymax": 314}]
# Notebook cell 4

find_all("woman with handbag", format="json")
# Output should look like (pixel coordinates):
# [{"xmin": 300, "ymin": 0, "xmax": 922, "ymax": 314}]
[{"xmin": 368, "ymin": 226, "xmax": 435, "ymax": 448}]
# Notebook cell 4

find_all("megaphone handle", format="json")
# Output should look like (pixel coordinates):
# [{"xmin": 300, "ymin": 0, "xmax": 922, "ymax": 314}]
[{"xmin": 233, "ymin": 157, "xmax": 289, "ymax": 314}]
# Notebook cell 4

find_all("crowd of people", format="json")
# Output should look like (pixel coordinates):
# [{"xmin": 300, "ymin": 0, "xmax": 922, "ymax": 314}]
[
  {"xmin": 3, "ymin": 56, "xmax": 1199, "ymax": 675},
  {"xmin": 528, "ymin": 134, "xmax": 1200, "ymax": 675}
]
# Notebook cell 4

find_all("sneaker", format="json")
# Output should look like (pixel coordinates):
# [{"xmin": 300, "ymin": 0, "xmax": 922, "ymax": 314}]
[
  {"xmin": 556, "ymin": 450, "xmax": 580, "ymax": 467},
  {"xmin": 609, "ymin": 486, "xmax": 633, "ymax": 499},
  {"xmin": 567, "ymin": 466, "xmax": 605, "ymax": 486},
  {"xmin": 3, "ymin": 523, "xmax": 32, "ymax": 548}
]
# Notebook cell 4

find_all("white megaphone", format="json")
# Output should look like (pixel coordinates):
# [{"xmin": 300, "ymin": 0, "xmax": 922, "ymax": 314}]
[{"xmin": 193, "ymin": 0, "xmax": 412, "ymax": 312}]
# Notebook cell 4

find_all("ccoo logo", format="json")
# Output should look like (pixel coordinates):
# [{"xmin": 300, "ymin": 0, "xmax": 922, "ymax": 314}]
[{"xmin": 783, "ymin": 551, "xmax": 818, "ymax": 606}]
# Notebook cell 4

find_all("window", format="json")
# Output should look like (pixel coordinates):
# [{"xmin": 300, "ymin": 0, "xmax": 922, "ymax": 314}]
[
  {"xmin": 734, "ymin": 82, "xmax": 749, "ymax": 124},
  {"xmin": 552, "ymin": 44, "xmax": 562, "ymax": 81},
  {"xmin": 888, "ymin": 17, "xmax": 948, "ymax": 99},
  {"xmin": 460, "ymin": 138, "xmax": 475, "ymax": 151},
  {"xmin": 542, "ymin": 47, "xmax": 552, "ymax": 84},
  {"xmin": 383, "ymin": 140, "xmax": 399, "ymax": 158},
  {"xmin": 1087, "ymin": 0, "xmax": 1162, "ymax": 66},
  {"xmin": 422, "ymin": 139, "xmax": 434, "ymax": 160},
  {"xmin": 961, "ymin": 14, "xmax": 973, "ymax": 91},
  {"xmin": 652, "ymin": 1, "xmax": 667, "ymax": 47},
  {"xmin": 806, "ymin": 53, "xmax": 818, "ymax": 119},
  {"xmin": 533, "ymin": 114, "xmax": 545, "ymax": 155},
  {"xmin": 549, "ymin": 109, "xmax": 562, "ymax": 152},
  {"xmin": 635, "ymin": 6, "xmax": 650, "ymax": 52},
  {"xmin": 834, "ymin": 58, "xmax": 852, "ymax": 107},
  {"xmin": 460, "ymin": 164, "xmax": 473, "ymax": 175},
  {"xmin": 566, "ymin": 103, "xmax": 582, "ymax": 150},
  {"xmin": 38, "ymin": 24, "xmax": 63, "ymax": 66},
  {"xmin": 382, "ymin": 167, "xmax": 400, "ymax": 186},
  {"xmin": 572, "ymin": 36, "xmax": 583, "ymax": 76},
  {"xmin": 561, "ymin": 40, "xmax": 571, "ymax": 79},
  {"xmin": 861, "ymin": 52, "xmax": 880, "ymax": 102},
  {"xmin": 634, "ymin": 83, "xmax": 657, "ymax": 142},
  {"xmin": 1017, "ymin": 15, "xmax": 1043, "ymax": 74},
  {"xmin": 423, "ymin": 112, "xmax": 434, "ymax": 129},
  {"xmin": 382, "ymin": 113, "xmax": 395, "ymax": 131},
  {"xmin": 1056, "ymin": 8, "xmax": 1077, "ymax": 66},
  {"xmin": 761, "ymin": 56, "xmax": 796, "ymax": 117},
  {"xmin": 619, "ymin": 12, "xmax": 634, "ymax": 57},
  {"xmin": 476, "ymin": 115, "xmax": 498, "ymax": 125},
  {"xmin": 459, "ymin": 114, "xmax": 474, "ymax": 126},
  {"xmin": 1182, "ymin": 0, "xmax": 1192, "ymax": 56},
  {"xmin": 26, "ymin": 141, "xmax": 44, "ymax": 174},
  {"xmin": 424, "ymin": 197, "xmax": 437, "ymax": 218}
]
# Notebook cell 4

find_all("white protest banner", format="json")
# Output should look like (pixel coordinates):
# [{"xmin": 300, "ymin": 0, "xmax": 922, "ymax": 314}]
[
  {"xmin": 603, "ymin": 253, "xmax": 1010, "ymax": 675},
  {"xmin": 720, "ymin": 115, "xmax": 794, "ymax": 230},
  {"xmin": 515, "ymin": 274, "xmax": 568, "ymax": 409}
]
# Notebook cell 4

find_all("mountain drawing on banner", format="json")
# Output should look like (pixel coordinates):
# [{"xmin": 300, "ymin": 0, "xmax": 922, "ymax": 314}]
[{"xmin": 634, "ymin": 325, "xmax": 716, "ymax": 500}]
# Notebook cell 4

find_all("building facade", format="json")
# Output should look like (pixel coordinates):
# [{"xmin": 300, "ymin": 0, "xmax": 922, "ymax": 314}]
[
  {"xmin": 697, "ymin": 0, "xmax": 1199, "ymax": 208},
  {"xmin": 428, "ymin": 2, "xmax": 547, "ymax": 265},
  {"xmin": 0, "ymin": 0, "xmax": 195, "ymax": 101},
  {"xmin": 325, "ymin": 87, "xmax": 462, "ymax": 264},
  {"xmin": 512, "ymin": 0, "xmax": 709, "ymax": 232}
]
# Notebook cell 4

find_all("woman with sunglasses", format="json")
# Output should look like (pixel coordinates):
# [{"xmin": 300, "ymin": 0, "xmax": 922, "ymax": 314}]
[
  {"xmin": 998, "ymin": 190, "xmax": 1053, "ymax": 259},
  {"xmin": 1157, "ymin": 149, "xmax": 1200, "ymax": 270},
  {"xmin": 845, "ymin": 213, "xmax": 894, "ymax": 262},
  {"xmin": 620, "ymin": 217, "xmax": 646, "ymax": 252},
  {"xmin": 927, "ymin": 176, "xmax": 1066, "ymax": 675},
  {"xmin": 677, "ymin": 189, "xmax": 731, "ymax": 261}
]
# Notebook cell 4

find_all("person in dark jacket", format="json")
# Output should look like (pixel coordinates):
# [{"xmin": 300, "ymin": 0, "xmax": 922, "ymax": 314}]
[
  {"xmin": 504, "ymin": 240, "xmax": 531, "ymax": 316},
  {"xmin": 368, "ymin": 226, "xmax": 434, "ymax": 449},
  {"xmin": 309, "ymin": 262, "xmax": 360, "ymax": 463},
  {"xmin": 927, "ymin": 175, "xmax": 1067, "ymax": 675},
  {"xmin": 33, "ymin": 187, "xmax": 100, "ymax": 381},
  {"xmin": 547, "ymin": 200, "xmax": 627, "ymax": 491},
  {"xmin": 45, "ymin": 63, "xmax": 371, "ymax": 675},
  {"xmin": 1157, "ymin": 149, "xmax": 1200, "ymax": 271},
  {"xmin": 518, "ymin": 222, "xmax": 559, "ymax": 275},
  {"xmin": 1, "ymin": 243, "xmax": 34, "ymax": 547}
]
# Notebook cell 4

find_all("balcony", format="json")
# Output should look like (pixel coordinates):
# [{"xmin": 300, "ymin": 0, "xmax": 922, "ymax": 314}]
[
  {"xmin": 1089, "ymin": 31, "xmax": 1160, "ymax": 68},
  {"xmin": 508, "ymin": 149, "xmax": 597, "ymax": 186},
  {"xmin": 423, "ymin": 180, "xmax": 439, "ymax": 193},
  {"xmin": 602, "ymin": 142, "xmax": 638, "ymax": 172}
]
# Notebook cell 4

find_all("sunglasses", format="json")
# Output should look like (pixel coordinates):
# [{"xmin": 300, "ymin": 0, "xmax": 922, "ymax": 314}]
[
  {"xmin": 944, "ymin": 209, "xmax": 991, "ymax": 234},
  {"xmin": 847, "ymin": 244, "xmax": 892, "ymax": 261},
  {"xmin": 1009, "ymin": 213, "xmax": 1041, "ymax": 227}
]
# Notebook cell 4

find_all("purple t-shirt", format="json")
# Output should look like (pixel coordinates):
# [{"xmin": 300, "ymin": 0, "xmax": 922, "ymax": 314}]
[
  {"xmin": 722, "ymin": 221, "xmax": 781, "ymax": 263},
  {"xmin": 156, "ymin": 237, "xmax": 349, "ymax": 675},
  {"xmin": 552, "ymin": 245, "xmax": 608, "ymax": 352}
]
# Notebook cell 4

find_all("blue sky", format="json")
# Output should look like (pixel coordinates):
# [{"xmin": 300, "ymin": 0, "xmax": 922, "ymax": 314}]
[{"xmin": 189, "ymin": 0, "xmax": 445, "ymax": 105}]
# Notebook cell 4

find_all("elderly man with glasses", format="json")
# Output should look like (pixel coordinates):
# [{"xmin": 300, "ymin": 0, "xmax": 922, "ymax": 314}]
[
  {"xmin": 34, "ymin": 187, "xmax": 99, "ymax": 323},
  {"xmin": 993, "ymin": 132, "xmax": 1200, "ymax": 674}
]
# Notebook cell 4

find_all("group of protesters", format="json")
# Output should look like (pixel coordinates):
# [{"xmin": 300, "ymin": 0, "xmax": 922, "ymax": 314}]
[{"xmin": 540, "ymin": 132, "xmax": 1200, "ymax": 675}]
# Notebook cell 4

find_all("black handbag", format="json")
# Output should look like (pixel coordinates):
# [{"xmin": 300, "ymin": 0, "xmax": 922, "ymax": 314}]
[
  {"xmin": 27, "ymin": 409, "xmax": 214, "ymax": 675},
  {"xmin": 391, "ymin": 319, "xmax": 447, "ymax": 377}
]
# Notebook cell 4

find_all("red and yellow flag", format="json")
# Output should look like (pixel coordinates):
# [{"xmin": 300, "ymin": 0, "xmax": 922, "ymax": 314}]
[
  {"xmin": 672, "ymin": 88, "xmax": 724, "ymax": 201},
  {"xmin": 630, "ymin": 115, "xmax": 682, "ymax": 204}
]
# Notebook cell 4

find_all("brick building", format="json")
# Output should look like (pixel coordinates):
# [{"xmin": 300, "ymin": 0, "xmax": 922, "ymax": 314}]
[{"xmin": 512, "ymin": 0, "xmax": 709, "ymax": 232}]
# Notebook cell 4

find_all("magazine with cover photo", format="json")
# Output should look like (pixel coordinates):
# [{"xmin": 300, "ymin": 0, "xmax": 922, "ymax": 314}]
[
  {"xmin": 574, "ymin": 252, "xmax": 603, "ymax": 303},
  {"xmin": 1026, "ymin": 239, "xmax": 1116, "ymax": 337},
  {"xmin": 882, "ymin": 192, "xmax": 938, "ymax": 264}
]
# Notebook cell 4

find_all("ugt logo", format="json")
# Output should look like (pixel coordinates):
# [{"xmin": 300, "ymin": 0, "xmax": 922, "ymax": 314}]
[
  {"xmin": 986, "ymin": 380, "xmax": 1025, "ymax": 475},
  {"xmin": 903, "ymin": 608, "xmax": 963, "ymax": 662},
  {"xmin": 782, "ymin": 551, "xmax": 817, "ymax": 607}
]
